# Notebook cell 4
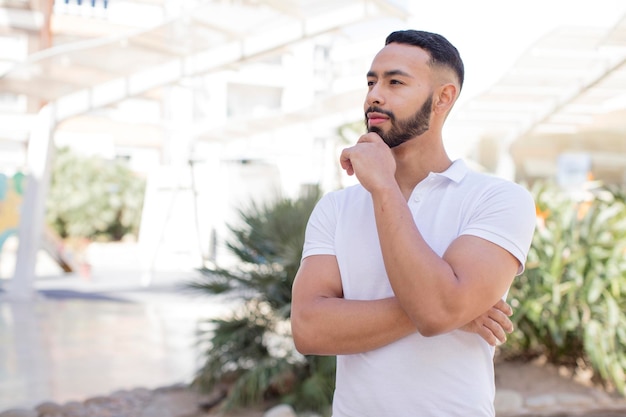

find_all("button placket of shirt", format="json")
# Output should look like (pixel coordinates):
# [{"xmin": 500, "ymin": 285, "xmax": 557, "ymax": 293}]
[{"xmin": 412, "ymin": 175, "xmax": 438, "ymax": 203}]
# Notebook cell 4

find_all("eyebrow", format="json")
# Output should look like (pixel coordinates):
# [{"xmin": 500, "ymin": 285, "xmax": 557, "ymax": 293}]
[{"xmin": 367, "ymin": 69, "xmax": 413, "ymax": 78}]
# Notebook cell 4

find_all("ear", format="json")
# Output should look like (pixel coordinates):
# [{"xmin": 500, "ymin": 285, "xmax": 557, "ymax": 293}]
[{"xmin": 433, "ymin": 83, "xmax": 458, "ymax": 115}]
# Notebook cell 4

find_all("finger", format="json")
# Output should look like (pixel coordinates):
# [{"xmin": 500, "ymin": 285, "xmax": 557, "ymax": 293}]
[
  {"xmin": 493, "ymin": 299, "xmax": 513, "ymax": 316},
  {"xmin": 339, "ymin": 149, "xmax": 354, "ymax": 175},
  {"xmin": 358, "ymin": 132, "xmax": 384, "ymax": 144},
  {"xmin": 482, "ymin": 318, "xmax": 507, "ymax": 344},
  {"xmin": 489, "ymin": 307, "xmax": 514, "ymax": 333},
  {"xmin": 470, "ymin": 315, "xmax": 501, "ymax": 346},
  {"xmin": 476, "ymin": 322, "xmax": 497, "ymax": 346}
]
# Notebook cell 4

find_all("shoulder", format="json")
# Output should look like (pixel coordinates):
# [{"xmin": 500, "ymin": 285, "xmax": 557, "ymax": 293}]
[
  {"xmin": 462, "ymin": 175, "xmax": 536, "ymax": 244},
  {"xmin": 448, "ymin": 162, "xmax": 535, "ymax": 221},
  {"xmin": 476, "ymin": 173, "xmax": 535, "ymax": 207},
  {"xmin": 319, "ymin": 184, "xmax": 370, "ymax": 207},
  {"xmin": 461, "ymin": 168, "xmax": 534, "ymax": 207}
]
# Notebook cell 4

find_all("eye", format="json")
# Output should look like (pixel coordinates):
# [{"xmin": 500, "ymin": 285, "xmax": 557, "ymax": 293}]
[
  {"xmin": 390, "ymin": 79, "xmax": 403, "ymax": 85},
  {"xmin": 367, "ymin": 80, "xmax": 376, "ymax": 87}
]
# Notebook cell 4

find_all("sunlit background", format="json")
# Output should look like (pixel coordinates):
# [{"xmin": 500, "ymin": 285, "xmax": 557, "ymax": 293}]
[{"xmin": 1, "ymin": 0, "xmax": 626, "ymax": 413}]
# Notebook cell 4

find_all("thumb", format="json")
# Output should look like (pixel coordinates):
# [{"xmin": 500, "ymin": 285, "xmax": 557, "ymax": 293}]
[
  {"xmin": 358, "ymin": 131, "xmax": 384, "ymax": 144},
  {"xmin": 340, "ymin": 148, "xmax": 354, "ymax": 175}
]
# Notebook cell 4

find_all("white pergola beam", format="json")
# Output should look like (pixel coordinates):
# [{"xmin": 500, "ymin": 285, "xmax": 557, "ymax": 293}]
[
  {"xmin": 0, "ymin": 6, "xmax": 44, "ymax": 31},
  {"xmin": 6, "ymin": 0, "xmax": 408, "ymax": 298}
]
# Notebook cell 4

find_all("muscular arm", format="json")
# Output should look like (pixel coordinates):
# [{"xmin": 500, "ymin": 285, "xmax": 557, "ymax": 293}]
[
  {"xmin": 374, "ymin": 189, "xmax": 518, "ymax": 336},
  {"xmin": 291, "ymin": 255, "xmax": 415, "ymax": 355},
  {"xmin": 340, "ymin": 133, "xmax": 521, "ymax": 337},
  {"xmin": 291, "ymin": 254, "xmax": 514, "ymax": 356}
]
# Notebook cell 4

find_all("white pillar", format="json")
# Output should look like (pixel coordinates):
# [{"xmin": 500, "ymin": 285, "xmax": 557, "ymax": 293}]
[
  {"xmin": 8, "ymin": 104, "xmax": 56, "ymax": 299},
  {"xmin": 495, "ymin": 133, "xmax": 517, "ymax": 181}
]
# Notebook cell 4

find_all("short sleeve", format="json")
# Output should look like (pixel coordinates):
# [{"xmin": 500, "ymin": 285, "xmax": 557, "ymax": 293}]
[
  {"xmin": 461, "ymin": 182, "xmax": 536, "ymax": 275},
  {"xmin": 302, "ymin": 192, "xmax": 338, "ymax": 259}
]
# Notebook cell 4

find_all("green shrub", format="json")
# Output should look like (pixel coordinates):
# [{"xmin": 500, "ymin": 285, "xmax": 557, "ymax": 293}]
[
  {"xmin": 46, "ymin": 147, "xmax": 146, "ymax": 241},
  {"xmin": 503, "ymin": 181, "xmax": 626, "ymax": 394},
  {"xmin": 186, "ymin": 186, "xmax": 334, "ymax": 415}
]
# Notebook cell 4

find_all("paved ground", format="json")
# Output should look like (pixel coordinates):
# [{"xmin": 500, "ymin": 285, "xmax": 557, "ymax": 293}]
[{"xmin": 0, "ymin": 242, "xmax": 236, "ymax": 412}]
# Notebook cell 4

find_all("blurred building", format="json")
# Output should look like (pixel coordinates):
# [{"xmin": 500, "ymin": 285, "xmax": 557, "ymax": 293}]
[
  {"xmin": 447, "ymin": 13, "xmax": 626, "ymax": 186},
  {"xmin": 1, "ymin": 1, "xmax": 626, "ymax": 296},
  {"xmin": 0, "ymin": 0, "xmax": 410, "ymax": 294}
]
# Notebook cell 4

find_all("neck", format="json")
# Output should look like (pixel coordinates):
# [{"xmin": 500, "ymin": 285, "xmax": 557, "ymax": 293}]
[{"xmin": 392, "ymin": 134, "xmax": 451, "ymax": 199}]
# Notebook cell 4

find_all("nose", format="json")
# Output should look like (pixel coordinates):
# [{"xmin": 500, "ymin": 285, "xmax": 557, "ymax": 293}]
[{"xmin": 366, "ymin": 83, "xmax": 384, "ymax": 107}]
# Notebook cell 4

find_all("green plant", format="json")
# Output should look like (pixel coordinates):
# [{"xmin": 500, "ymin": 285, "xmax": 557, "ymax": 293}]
[
  {"xmin": 503, "ymin": 181, "xmax": 626, "ymax": 394},
  {"xmin": 186, "ymin": 186, "xmax": 335, "ymax": 415},
  {"xmin": 46, "ymin": 147, "xmax": 146, "ymax": 241}
]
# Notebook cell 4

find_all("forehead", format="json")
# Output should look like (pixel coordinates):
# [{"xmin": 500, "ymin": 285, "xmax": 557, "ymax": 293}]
[{"xmin": 369, "ymin": 42, "xmax": 431, "ymax": 77}]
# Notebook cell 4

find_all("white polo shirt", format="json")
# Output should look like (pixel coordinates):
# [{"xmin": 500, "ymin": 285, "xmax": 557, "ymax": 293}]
[{"xmin": 302, "ymin": 159, "xmax": 536, "ymax": 417}]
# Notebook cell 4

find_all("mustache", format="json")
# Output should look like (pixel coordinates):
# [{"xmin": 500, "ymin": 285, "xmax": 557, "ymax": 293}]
[{"xmin": 365, "ymin": 106, "xmax": 395, "ymax": 121}]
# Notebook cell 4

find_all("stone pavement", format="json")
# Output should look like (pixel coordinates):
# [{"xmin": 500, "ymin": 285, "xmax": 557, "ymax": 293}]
[
  {"xmin": 494, "ymin": 359, "xmax": 626, "ymax": 416},
  {"xmin": 495, "ymin": 389, "xmax": 626, "ymax": 416}
]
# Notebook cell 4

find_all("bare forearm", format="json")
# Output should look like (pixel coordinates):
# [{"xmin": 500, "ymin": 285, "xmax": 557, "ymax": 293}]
[
  {"xmin": 292, "ymin": 296, "xmax": 415, "ymax": 355},
  {"xmin": 370, "ymin": 186, "xmax": 517, "ymax": 336},
  {"xmin": 371, "ymin": 187, "xmax": 462, "ymax": 332}
]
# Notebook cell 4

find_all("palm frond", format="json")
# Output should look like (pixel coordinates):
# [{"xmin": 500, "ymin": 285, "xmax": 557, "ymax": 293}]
[{"xmin": 187, "ymin": 186, "xmax": 333, "ymax": 412}]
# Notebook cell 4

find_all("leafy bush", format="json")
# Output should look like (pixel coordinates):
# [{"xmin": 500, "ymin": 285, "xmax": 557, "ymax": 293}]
[
  {"xmin": 186, "ymin": 186, "xmax": 335, "ymax": 415},
  {"xmin": 46, "ymin": 147, "xmax": 146, "ymax": 241},
  {"xmin": 503, "ymin": 181, "xmax": 626, "ymax": 394}
]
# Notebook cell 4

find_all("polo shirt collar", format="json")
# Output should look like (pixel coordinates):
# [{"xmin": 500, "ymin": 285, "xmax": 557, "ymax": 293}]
[{"xmin": 431, "ymin": 159, "xmax": 468, "ymax": 184}]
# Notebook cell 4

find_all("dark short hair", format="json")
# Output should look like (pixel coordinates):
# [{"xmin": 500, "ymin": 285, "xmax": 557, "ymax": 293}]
[{"xmin": 385, "ymin": 30, "xmax": 464, "ymax": 89}]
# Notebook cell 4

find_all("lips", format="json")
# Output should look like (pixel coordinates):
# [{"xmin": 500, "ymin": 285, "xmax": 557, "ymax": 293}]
[{"xmin": 367, "ymin": 112, "xmax": 390, "ymax": 127}]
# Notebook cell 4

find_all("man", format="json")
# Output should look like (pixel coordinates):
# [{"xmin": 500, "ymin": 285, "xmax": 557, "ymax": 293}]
[{"xmin": 290, "ymin": 30, "xmax": 536, "ymax": 416}]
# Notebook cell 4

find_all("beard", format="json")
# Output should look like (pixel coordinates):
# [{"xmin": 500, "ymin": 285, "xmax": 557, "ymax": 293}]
[{"xmin": 365, "ymin": 95, "xmax": 433, "ymax": 148}]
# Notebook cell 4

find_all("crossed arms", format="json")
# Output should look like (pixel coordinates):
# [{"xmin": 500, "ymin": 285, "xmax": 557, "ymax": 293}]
[
  {"xmin": 291, "ymin": 252, "xmax": 515, "ymax": 355},
  {"xmin": 291, "ymin": 134, "xmax": 521, "ymax": 356}
]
